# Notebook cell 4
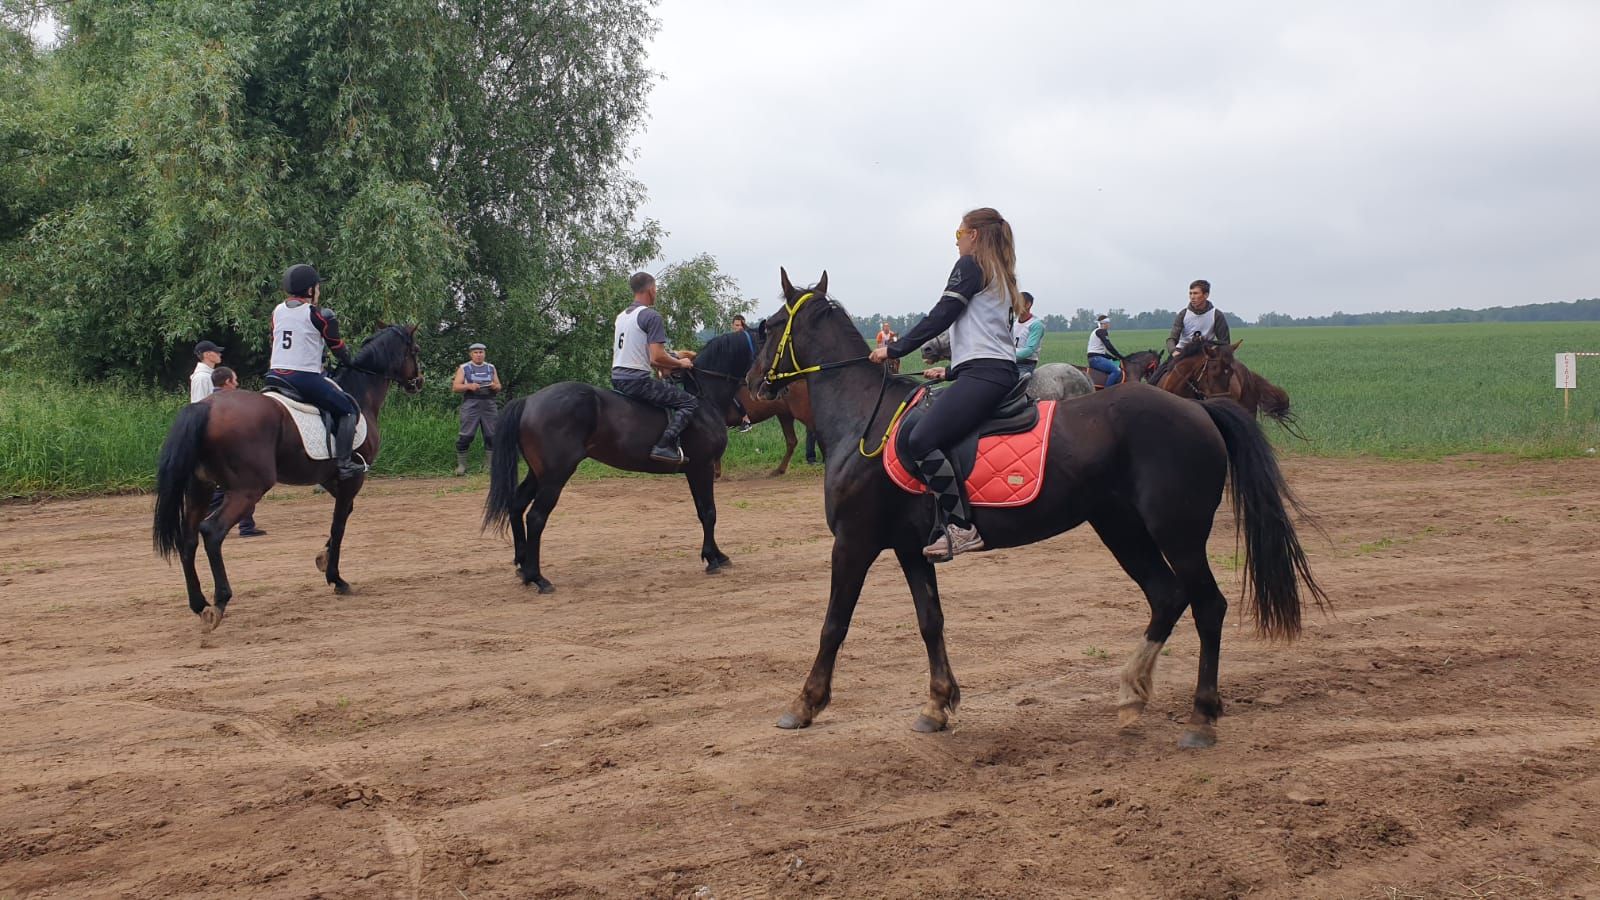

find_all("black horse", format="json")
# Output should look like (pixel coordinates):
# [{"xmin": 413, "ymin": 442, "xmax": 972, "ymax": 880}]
[
  {"xmin": 483, "ymin": 330, "xmax": 754, "ymax": 593},
  {"xmin": 153, "ymin": 325, "xmax": 425, "ymax": 631},
  {"xmin": 752, "ymin": 270, "xmax": 1326, "ymax": 749}
]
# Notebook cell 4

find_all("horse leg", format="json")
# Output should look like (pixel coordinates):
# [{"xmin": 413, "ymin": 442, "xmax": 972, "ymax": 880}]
[
  {"xmin": 520, "ymin": 464, "xmax": 574, "ymax": 593},
  {"xmin": 1089, "ymin": 505, "xmax": 1189, "ymax": 731},
  {"xmin": 772, "ymin": 413, "xmax": 797, "ymax": 477},
  {"xmin": 778, "ymin": 537, "xmax": 881, "ymax": 729},
  {"xmin": 1169, "ymin": 547, "xmax": 1229, "ymax": 749},
  {"xmin": 320, "ymin": 484, "xmax": 357, "ymax": 595},
  {"xmin": 507, "ymin": 471, "xmax": 538, "ymax": 574},
  {"xmin": 685, "ymin": 462, "xmax": 730, "ymax": 573},
  {"xmin": 178, "ymin": 479, "xmax": 212, "ymax": 617},
  {"xmin": 197, "ymin": 488, "xmax": 259, "ymax": 632},
  {"xmin": 893, "ymin": 541, "xmax": 959, "ymax": 732}
]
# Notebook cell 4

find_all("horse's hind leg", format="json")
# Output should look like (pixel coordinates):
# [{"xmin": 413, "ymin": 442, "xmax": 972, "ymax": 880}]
[
  {"xmin": 1168, "ymin": 546, "xmax": 1228, "ymax": 749},
  {"xmin": 894, "ymin": 541, "xmax": 959, "ymax": 732},
  {"xmin": 685, "ymin": 462, "xmax": 730, "ymax": 573},
  {"xmin": 179, "ymin": 479, "xmax": 212, "ymax": 617},
  {"xmin": 197, "ymin": 488, "xmax": 260, "ymax": 631},
  {"xmin": 1089, "ymin": 504, "xmax": 1189, "ymax": 731},
  {"xmin": 772, "ymin": 414, "xmax": 798, "ymax": 477},
  {"xmin": 507, "ymin": 471, "xmax": 538, "ymax": 573},
  {"xmin": 520, "ymin": 464, "xmax": 574, "ymax": 593}
]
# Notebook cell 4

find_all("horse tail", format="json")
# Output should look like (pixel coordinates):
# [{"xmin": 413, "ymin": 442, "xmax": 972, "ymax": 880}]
[
  {"xmin": 152, "ymin": 402, "xmax": 210, "ymax": 559},
  {"xmin": 482, "ymin": 395, "xmax": 528, "ymax": 535},
  {"xmin": 1200, "ymin": 397, "xmax": 1328, "ymax": 640}
]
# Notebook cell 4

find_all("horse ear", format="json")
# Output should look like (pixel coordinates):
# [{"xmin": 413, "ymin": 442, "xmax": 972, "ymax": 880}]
[
  {"xmin": 1204, "ymin": 343, "xmax": 1220, "ymax": 358},
  {"xmin": 1230, "ymin": 339, "xmax": 1243, "ymax": 352},
  {"xmin": 815, "ymin": 271, "xmax": 828, "ymax": 298},
  {"xmin": 780, "ymin": 267, "xmax": 795, "ymax": 298}
]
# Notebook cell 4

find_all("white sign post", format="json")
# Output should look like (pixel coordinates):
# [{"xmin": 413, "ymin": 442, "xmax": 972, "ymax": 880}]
[{"xmin": 1557, "ymin": 353, "xmax": 1577, "ymax": 418}]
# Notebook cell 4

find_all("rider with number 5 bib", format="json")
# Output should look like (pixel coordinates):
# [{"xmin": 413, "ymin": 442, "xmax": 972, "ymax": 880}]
[{"xmin": 268, "ymin": 264, "xmax": 366, "ymax": 480}]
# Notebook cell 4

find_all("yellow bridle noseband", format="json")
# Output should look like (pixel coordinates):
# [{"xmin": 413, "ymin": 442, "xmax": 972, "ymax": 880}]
[{"xmin": 762, "ymin": 291, "xmax": 819, "ymax": 386}]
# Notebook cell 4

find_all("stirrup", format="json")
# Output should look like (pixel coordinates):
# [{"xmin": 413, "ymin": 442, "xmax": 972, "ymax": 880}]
[{"xmin": 649, "ymin": 444, "xmax": 685, "ymax": 464}]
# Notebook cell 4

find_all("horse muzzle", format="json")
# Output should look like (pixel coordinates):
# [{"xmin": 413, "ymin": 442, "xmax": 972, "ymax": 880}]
[{"xmin": 403, "ymin": 375, "xmax": 425, "ymax": 394}]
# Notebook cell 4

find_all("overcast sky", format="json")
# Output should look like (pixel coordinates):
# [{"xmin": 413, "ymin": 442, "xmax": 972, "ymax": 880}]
[{"xmin": 632, "ymin": 2, "xmax": 1600, "ymax": 320}]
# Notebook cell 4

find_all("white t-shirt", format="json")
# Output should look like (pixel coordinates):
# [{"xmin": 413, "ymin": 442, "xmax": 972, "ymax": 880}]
[
  {"xmin": 189, "ymin": 362, "xmax": 215, "ymax": 402},
  {"xmin": 270, "ymin": 301, "xmax": 328, "ymax": 372}
]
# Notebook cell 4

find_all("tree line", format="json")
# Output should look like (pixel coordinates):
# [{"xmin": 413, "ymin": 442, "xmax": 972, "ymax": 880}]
[{"xmin": 0, "ymin": 0, "xmax": 744, "ymax": 396}]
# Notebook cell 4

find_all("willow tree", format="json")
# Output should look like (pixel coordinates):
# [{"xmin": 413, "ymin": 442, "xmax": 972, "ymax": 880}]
[{"xmin": 0, "ymin": 0, "xmax": 737, "ymax": 389}]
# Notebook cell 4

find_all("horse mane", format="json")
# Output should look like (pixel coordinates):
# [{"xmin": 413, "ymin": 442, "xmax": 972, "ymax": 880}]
[
  {"xmin": 691, "ymin": 330, "xmax": 755, "ymax": 380},
  {"xmin": 352, "ymin": 325, "xmax": 412, "ymax": 369}
]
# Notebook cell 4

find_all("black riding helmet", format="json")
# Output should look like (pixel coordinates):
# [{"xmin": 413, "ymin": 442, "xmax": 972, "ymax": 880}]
[{"xmin": 282, "ymin": 263, "xmax": 321, "ymax": 298}]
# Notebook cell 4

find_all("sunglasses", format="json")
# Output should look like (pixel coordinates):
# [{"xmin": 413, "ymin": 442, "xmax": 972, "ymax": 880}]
[{"xmin": 955, "ymin": 228, "xmax": 969, "ymax": 239}]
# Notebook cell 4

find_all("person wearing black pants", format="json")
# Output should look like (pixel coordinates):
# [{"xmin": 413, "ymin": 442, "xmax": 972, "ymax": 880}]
[
  {"xmin": 610, "ymin": 272, "xmax": 696, "ymax": 463},
  {"xmin": 871, "ymin": 207, "xmax": 1025, "ymax": 561}
]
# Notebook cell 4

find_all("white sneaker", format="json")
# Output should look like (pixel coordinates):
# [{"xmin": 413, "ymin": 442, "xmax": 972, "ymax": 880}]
[{"xmin": 923, "ymin": 524, "xmax": 984, "ymax": 562}]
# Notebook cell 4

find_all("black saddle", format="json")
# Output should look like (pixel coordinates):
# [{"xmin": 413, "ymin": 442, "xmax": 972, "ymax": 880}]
[{"xmin": 894, "ymin": 375, "xmax": 1038, "ymax": 481}]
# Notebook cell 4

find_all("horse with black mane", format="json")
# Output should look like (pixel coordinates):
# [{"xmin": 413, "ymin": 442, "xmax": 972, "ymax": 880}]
[
  {"xmin": 753, "ymin": 270, "xmax": 1326, "ymax": 749},
  {"xmin": 483, "ymin": 330, "xmax": 754, "ymax": 592},
  {"xmin": 1158, "ymin": 339, "xmax": 1301, "ymax": 435},
  {"xmin": 152, "ymin": 324, "xmax": 424, "ymax": 631}
]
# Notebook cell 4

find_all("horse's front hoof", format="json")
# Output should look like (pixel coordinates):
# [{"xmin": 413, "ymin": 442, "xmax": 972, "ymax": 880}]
[
  {"xmin": 199, "ymin": 606, "xmax": 223, "ymax": 633},
  {"xmin": 536, "ymin": 579, "xmax": 555, "ymax": 595},
  {"xmin": 1117, "ymin": 702, "xmax": 1145, "ymax": 730},
  {"xmin": 911, "ymin": 714, "xmax": 947, "ymax": 733},
  {"xmin": 776, "ymin": 711, "xmax": 811, "ymax": 729},
  {"xmin": 330, "ymin": 580, "xmax": 351, "ymax": 595},
  {"xmin": 704, "ymin": 556, "xmax": 731, "ymax": 574},
  {"xmin": 1178, "ymin": 725, "xmax": 1216, "ymax": 750},
  {"xmin": 315, "ymin": 550, "xmax": 328, "ymax": 573}
]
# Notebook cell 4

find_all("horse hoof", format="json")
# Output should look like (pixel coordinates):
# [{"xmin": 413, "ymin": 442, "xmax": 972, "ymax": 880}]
[
  {"xmin": 199, "ymin": 606, "xmax": 222, "ymax": 633},
  {"xmin": 315, "ymin": 551, "xmax": 328, "ymax": 573},
  {"xmin": 331, "ymin": 580, "xmax": 351, "ymax": 595},
  {"xmin": 536, "ymin": 580, "xmax": 555, "ymax": 595},
  {"xmin": 1178, "ymin": 726, "xmax": 1217, "ymax": 750},
  {"xmin": 1117, "ymin": 703, "xmax": 1145, "ymax": 729},
  {"xmin": 912, "ymin": 714, "xmax": 948, "ymax": 733},
  {"xmin": 776, "ymin": 711, "xmax": 812, "ymax": 730}
]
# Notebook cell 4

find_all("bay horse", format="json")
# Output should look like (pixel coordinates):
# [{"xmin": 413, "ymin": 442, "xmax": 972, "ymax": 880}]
[
  {"xmin": 1158, "ymin": 340, "xmax": 1300, "ymax": 433},
  {"xmin": 753, "ymin": 270, "xmax": 1326, "ymax": 749},
  {"xmin": 153, "ymin": 325, "xmax": 424, "ymax": 632},
  {"xmin": 1075, "ymin": 348, "xmax": 1164, "ymax": 388},
  {"xmin": 483, "ymin": 330, "xmax": 754, "ymax": 593},
  {"xmin": 723, "ymin": 362, "xmax": 814, "ymax": 477}
]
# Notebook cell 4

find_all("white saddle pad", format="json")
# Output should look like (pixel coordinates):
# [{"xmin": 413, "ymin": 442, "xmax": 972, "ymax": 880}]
[{"xmin": 264, "ymin": 391, "xmax": 369, "ymax": 461}]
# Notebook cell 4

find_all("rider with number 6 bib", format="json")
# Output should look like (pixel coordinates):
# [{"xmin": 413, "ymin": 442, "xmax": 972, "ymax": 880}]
[
  {"xmin": 268, "ymin": 264, "xmax": 366, "ymax": 480},
  {"xmin": 611, "ymin": 272, "xmax": 697, "ymax": 464},
  {"xmin": 869, "ymin": 207, "xmax": 1024, "ymax": 562}
]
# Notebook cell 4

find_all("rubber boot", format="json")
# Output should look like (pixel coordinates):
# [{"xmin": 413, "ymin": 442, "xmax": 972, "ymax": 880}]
[
  {"xmin": 454, "ymin": 450, "xmax": 468, "ymax": 477},
  {"xmin": 335, "ymin": 414, "xmax": 368, "ymax": 480},
  {"xmin": 649, "ymin": 407, "xmax": 695, "ymax": 464}
]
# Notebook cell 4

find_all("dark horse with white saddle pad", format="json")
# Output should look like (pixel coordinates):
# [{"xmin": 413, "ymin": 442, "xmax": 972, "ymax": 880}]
[
  {"xmin": 752, "ymin": 270, "xmax": 1326, "ymax": 749},
  {"xmin": 482, "ymin": 330, "xmax": 754, "ymax": 593},
  {"xmin": 153, "ymin": 325, "xmax": 424, "ymax": 631}
]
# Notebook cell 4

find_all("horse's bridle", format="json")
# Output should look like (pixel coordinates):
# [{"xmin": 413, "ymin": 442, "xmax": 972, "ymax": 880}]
[
  {"xmin": 761, "ymin": 291, "xmax": 872, "ymax": 389},
  {"xmin": 340, "ymin": 325, "xmax": 424, "ymax": 392}
]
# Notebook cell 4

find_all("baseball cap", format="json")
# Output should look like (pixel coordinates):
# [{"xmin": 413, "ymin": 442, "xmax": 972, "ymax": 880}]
[
  {"xmin": 194, "ymin": 340, "xmax": 223, "ymax": 357},
  {"xmin": 468, "ymin": 342, "xmax": 487, "ymax": 351}
]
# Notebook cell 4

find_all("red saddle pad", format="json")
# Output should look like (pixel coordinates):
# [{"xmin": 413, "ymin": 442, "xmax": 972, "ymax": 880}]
[{"xmin": 883, "ymin": 400, "xmax": 1059, "ymax": 508}]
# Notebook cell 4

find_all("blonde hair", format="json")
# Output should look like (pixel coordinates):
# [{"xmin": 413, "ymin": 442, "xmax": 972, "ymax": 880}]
[{"xmin": 961, "ymin": 208, "xmax": 1024, "ymax": 317}]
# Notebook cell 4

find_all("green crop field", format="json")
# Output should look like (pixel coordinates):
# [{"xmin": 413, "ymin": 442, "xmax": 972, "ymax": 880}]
[
  {"xmin": 4, "ymin": 322, "xmax": 1599, "ymax": 499},
  {"xmin": 1035, "ymin": 322, "xmax": 1600, "ymax": 456}
]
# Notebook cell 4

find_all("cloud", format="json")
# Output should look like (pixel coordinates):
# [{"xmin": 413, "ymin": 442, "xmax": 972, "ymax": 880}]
[{"xmin": 632, "ymin": 1, "xmax": 1600, "ymax": 319}]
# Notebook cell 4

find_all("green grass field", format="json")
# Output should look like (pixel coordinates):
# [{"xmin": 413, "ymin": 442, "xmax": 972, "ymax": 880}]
[
  {"xmin": 1037, "ymin": 322, "xmax": 1600, "ymax": 456},
  {"xmin": 4, "ymin": 321, "xmax": 1599, "ymax": 498}
]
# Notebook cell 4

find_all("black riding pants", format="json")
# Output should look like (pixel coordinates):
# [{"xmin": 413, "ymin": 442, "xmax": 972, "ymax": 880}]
[
  {"xmin": 905, "ymin": 359, "xmax": 1018, "ymax": 533},
  {"xmin": 610, "ymin": 375, "xmax": 699, "ymax": 412}
]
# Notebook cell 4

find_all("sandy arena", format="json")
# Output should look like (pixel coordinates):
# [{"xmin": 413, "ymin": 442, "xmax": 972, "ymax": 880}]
[{"xmin": 3, "ymin": 457, "xmax": 1599, "ymax": 898}]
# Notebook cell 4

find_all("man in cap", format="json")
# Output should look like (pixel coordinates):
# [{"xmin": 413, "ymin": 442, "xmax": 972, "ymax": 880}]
[
  {"xmin": 451, "ymin": 342, "xmax": 502, "ymax": 475},
  {"xmin": 611, "ymin": 271, "xmax": 696, "ymax": 464},
  {"xmin": 190, "ymin": 340, "xmax": 223, "ymax": 403},
  {"xmin": 267, "ymin": 263, "xmax": 365, "ymax": 480}
]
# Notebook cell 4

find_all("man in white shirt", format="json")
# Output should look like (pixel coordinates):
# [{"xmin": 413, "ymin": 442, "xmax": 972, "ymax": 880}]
[{"xmin": 190, "ymin": 341, "xmax": 223, "ymax": 403}]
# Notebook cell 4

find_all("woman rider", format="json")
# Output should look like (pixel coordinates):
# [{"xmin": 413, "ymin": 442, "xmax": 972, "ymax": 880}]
[{"xmin": 868, "ymin": 207, "xmax": 1024, "ymax": 561}]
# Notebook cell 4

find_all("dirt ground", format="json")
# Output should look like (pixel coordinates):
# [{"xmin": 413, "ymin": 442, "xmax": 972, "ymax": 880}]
[{"xmin": 3, "ymin": 457, "xmax": 1599, "ymax": 899}]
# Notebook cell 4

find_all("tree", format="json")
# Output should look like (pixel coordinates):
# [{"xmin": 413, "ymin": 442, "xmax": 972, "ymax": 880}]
[{"xmin": 0, "ymin": 0, "xmax": 705, "ymax": 391}]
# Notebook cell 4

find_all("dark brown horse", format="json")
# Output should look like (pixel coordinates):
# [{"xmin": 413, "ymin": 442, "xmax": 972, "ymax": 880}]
[
  {"xmin": 1075, "ymin": 349, "xmax": 1164, "ymax": 388},
  {"xmin": 153, "ymin": 325, "xmax": 424, "ymax": 631},
  {"xmin": 752, "ymin": 270, "xmax": 1325, "ymax": 749},
  {"xmin": 723, "ymin": 365, "xmax": 815, "ymax": 477},
  {"xmin": 482, "ymin": 330, "xmax": 754, "ymax": 593},
  {"xmin": 1158, "ymin": 340, "xmax": 1299, "ymax": 432}
]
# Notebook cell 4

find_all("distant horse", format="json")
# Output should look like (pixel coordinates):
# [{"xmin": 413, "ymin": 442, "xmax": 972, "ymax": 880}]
[
  {"xmin": 483, "ymin": 330, "xmax": 754, "ymax": 593},
  {"xmin": 919, "ymin": 332, "xmax": 1094, "ymax": 400},
  {"xmin": 1075, "ymin": 349, "xmax": 1164, "ymax": 389},
  {"xmin": 1158, "ymin": 340, "xmax": 1300, "ymax": 434},
  {"xmin": 722, "ymin": 359, "xmax": 815, "ymax": 477},
  {"xmin": 153, "ymin": 325, "xmax": 425, "ymax": 631},
  {"xmin": 753, "ymin": 269, "xmax": 1325, "ymax": 749}
]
